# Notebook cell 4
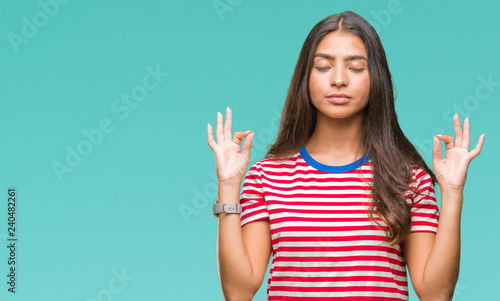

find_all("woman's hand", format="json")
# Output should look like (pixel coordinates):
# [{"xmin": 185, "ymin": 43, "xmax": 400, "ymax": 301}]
[
  {"xmin": 432, "ymin": 113, "xmax": 485, "ymax": 193},
  {"xmin": 207, "ymin": 107, "xmax": 255, "ymax": 185}
]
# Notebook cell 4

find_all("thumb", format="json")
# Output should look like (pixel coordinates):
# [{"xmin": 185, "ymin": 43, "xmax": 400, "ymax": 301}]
[{"xmin": 241, "ymin": 132, "xmax": 254, "ymax": 157}]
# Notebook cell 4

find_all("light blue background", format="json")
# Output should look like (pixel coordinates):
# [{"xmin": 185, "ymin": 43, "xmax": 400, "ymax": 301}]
[{"xmin": 1, "ymin": 0, "xmax": 499, "ymax": 300}]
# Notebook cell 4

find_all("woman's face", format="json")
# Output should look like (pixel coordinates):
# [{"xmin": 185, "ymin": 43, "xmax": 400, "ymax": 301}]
[{"xmin": 309, "ymin": 30, "xmax": 370, "ymax": 121}]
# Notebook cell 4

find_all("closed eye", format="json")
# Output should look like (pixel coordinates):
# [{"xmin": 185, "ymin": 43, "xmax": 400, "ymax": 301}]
[{"xmin": 315, "ymin": 67, "xmax": 365, "ymax": 72}]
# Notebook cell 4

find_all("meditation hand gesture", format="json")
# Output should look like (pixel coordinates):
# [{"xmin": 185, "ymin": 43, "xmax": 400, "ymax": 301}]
[
  {"xmin": 207, "ymin": 107, "xmax": 255, "ymax": 185},
  {"xmin": 432, "ymin": 113, "xmax": 485, "ymax": 193}
]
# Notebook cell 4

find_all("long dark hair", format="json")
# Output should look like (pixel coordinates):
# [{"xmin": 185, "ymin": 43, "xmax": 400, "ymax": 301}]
[{"xmin": 265, "ymin": 11, "xmax": 437, "ymax": 246}]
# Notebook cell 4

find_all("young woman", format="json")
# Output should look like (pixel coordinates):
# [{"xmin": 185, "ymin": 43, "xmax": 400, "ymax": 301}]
[{"xmin": 207, "ymin": 11, "xmax": 485, "ymax": 300}]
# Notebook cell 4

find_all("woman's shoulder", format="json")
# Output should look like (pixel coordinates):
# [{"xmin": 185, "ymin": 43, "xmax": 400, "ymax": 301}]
[{"xmin": 248, "ymin": 151, "xmax": 302, "ymax": 171}]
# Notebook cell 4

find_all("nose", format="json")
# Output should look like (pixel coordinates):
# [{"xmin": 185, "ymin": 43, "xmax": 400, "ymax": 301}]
[{"xmin": 330, "ymin": 65, "xmax": 348, "ymax": 87}]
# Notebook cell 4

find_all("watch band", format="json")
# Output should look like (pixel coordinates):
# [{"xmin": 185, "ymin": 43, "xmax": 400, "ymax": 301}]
[{"xmin": 213, "ymin": 201, "xmax": 242, "ymax": 217}]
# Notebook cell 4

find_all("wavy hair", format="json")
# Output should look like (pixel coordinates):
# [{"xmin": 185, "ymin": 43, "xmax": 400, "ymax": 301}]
[{"xmin": 265, "ymin": 11, "xmax": 437, "ymax": 246}]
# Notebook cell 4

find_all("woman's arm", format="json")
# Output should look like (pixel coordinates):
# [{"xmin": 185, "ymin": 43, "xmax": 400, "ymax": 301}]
[
  {"xmin": 402, "ymin": 190, "xmax": 462, "ymax": 300},
  {"xmin": 403, "ymin": 113, "xmax": 485, "ymax": 301},
  {"xmin": 216, "ymin": 183, "xmax": 272, "ymax": 300},
  {"xmin": 208, "ymin": 107, "xmax": 272, "ymax": 300}
]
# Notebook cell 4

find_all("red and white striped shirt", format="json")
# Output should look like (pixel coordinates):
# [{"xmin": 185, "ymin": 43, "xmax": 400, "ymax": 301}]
[{"xmin": 239, "ymin": 146, "xmax": 440, "ymax": 300}]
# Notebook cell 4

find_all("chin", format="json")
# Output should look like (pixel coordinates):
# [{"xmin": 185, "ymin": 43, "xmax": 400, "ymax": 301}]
[{"xmin": 318, "ymin": 108, "xmax": 364, "ymax": 121}]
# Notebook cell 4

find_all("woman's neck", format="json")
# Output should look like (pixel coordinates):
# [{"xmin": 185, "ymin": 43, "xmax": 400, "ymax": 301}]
[{"xmin": 304, "ymin": 111, "xmax": 365, "ymax": 165}]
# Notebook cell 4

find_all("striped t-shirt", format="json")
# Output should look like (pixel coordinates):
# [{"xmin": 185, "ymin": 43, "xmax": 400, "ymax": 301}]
[{"xmin": 239, "ymin": 146, "xmax": 440, "ymax": 300}]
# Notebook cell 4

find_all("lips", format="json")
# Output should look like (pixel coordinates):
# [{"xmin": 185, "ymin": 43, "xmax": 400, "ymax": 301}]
[
  {"xmin": 326, "ymin": 93, "xmax": 351, "ymax": 104},
  {"xmin": 327, "ymin": 93, "xmax": 351, "ymax": 98}
]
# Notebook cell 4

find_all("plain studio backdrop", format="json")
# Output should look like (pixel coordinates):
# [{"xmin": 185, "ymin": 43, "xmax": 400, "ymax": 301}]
[{"xmin": 0, "ymin": 0, "xmax": 498, "ymax": 300}]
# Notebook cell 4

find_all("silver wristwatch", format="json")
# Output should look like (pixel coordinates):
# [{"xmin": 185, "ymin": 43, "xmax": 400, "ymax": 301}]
[{"xmin": 213, "ymin": 201, "xmax": 242, "ymax": 217}]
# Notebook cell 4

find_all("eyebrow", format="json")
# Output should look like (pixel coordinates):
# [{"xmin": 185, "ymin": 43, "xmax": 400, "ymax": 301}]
[{"xmin": 314, "ymin": 53, "xmax": 368, "ymax": 62}]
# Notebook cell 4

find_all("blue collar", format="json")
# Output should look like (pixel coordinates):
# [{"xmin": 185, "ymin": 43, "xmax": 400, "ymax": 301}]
[{"xmin": 299, "ymin": 145, "xmax": 370, "ymax": 173}]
